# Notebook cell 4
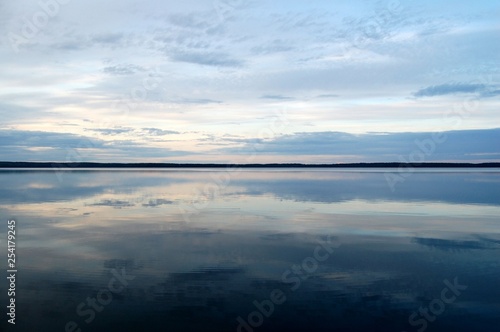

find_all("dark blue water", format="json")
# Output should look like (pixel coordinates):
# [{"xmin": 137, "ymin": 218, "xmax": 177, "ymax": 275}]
[{"xmin": 0, "ymin": 169, "xmax": 499, "ymax": 331}]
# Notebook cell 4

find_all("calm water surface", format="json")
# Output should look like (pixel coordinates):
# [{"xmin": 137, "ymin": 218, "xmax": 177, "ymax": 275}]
[{"xmin": 0, "ymin": 169, "xmax": 499, "ymax": 331}]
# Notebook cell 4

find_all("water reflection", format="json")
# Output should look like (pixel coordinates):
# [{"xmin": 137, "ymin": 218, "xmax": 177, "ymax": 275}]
[
  {"xmin": 412, "ymin": 237, "xmax": 499, "ymax": 251},
  {"xmin": 0, "ymin": 170, "xmax": 499, "ymax": 331}
]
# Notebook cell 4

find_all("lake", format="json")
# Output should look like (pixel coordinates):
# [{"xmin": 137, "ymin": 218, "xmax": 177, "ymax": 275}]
[{"xmin": 0, "ymin": 169, "xmax": 499, "ymax": 331}]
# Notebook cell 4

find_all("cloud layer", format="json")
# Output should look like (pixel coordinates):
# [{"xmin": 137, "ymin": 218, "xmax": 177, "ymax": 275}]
[{"xmin": 1, "ymin": 128, "xmax": 499, "ymax": 163}]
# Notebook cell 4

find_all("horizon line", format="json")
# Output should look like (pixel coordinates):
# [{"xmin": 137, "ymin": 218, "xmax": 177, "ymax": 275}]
[{"xmin": 1, "ymin": 161, "xmax": 500, "ymax": 168}]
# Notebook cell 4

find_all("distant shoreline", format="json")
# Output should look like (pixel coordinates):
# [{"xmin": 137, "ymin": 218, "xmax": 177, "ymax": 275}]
[{"xmin": 1, "ymin": 162, "xmax": 499, "ymax": 168}]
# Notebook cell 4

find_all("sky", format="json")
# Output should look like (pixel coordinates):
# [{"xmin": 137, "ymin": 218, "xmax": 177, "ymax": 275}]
[{"xmin": 0, "ymin": 0, "xmax": 499, "ymax": 163}]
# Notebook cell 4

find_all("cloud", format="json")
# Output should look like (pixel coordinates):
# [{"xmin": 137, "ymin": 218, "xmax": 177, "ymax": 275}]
[
  {"xmin": 51, "ymin": 39, "xmax": 90, "ymax": 51},
  {"xmin": 87, "ymin": 127, "xmax": 135, "ymax": 136},
  {"xmin": 91, "ymin": 33, "xmax": 124, "ymax": 44},
  {"xmin": 86, "ymin": 199, "xmax": 135, "ymax": 209},
  {"xmin": 316, "ymin": 94, "xmax": 339, "ymax": 98},
  {"xmin": 175, "ymin": 98, "xmax": 222, "ymax": 104},
  {"xmin": 251, "ymin": 39, "xmax": 294, "ymax": 55},
  {"xmin": 481, "ymin": 89, "xmax": 500, "ymax": 98},
  {"xmin": 0, "ymin": 102, "xmax": 58, "ymax": 123},
  {"xmin": 86, "ymin": 127, "xmax": 180, "ymax": 137},
  {"xmin": 167, "ymin": 12, "xmax": 215, "ymax": 30},
  {"xmin": 0, "ymin": 129, "xmax": 193, "ymax": 162},
  {"xmin": 1, "ymin": 127, "xmax": 499, "ymax": 163},
  {"xmin": 142, "ymin": 199, "xmax": 175, "ymax": 207},
  {"xmin": 260, "ymin": 94, "xmax": 293, "ymax": 100},
  {"xmin": 169, "ymin": 50, "xmax": 243, "ymax": 67},
  {"xmin": 413, "ymin": 83, "xmax": 493, "ymax": 97},
  {"xmin": 219, "ymin": 128, "xmax": 500, "ymax": 161},
  {"xmin": 0, "ymin": 129, "xmax": 105, "ymax": 149},
  {"xmin": 49, "ymin": 32, "xmax": 126, "ymax": 52},
  {"xmin": 103, "ymin": 64, "xmax": 145, "ymax": 75},
  {"xmin": 140, "ymin": 128, "xmax": 180, "ymax": 136}
]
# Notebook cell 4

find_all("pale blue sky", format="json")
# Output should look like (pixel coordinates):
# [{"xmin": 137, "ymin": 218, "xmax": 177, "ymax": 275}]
[{"xmin": 1, "ymin": 0, "xmax": 499, "ymax": 162}]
